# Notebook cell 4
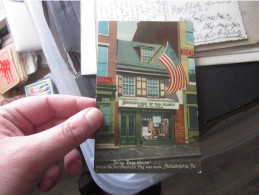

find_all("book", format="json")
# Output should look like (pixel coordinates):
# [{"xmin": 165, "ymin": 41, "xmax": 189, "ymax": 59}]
[{"xmin": 94, "ymin": 21, "xmax": 201, "ymax": 173}]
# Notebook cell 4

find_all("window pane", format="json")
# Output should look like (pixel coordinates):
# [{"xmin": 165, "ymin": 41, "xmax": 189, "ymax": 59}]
[
  {"xmin": 98, "ymin": 21, "xmax": 108, "ymax": 35},
  {"xmin": 142, "ymin": 112, "xmax": 170, "ymax": 141},
  {"xmin": 122, "ymin": 76, "xmax": 135, "ymax": 96},
  {"xmin": 189, "ymin": 107, "xmax": 199, "ymax": 130},
  {"xmin": 97, "ymin": 46, "xmax": 108, "ymax": 76},
  {"xmin": 153, "ymin": 115, "xmax": 161, "ymax": 127},
  {"xmin": 147, "ymin": 79, "xmax": 159, "ymax": 98},
  {"xmin": 97, "ymin": 63, "xmax": 107, "ymax": 76},
  {"xmin": 98, "ymin": 46, "xmax": 108, "ymax": 63},
  {"xmin": 186, "ymin": 22, "xmax": 193, "ymax": 32},
  {"xmin": 161, "ymin": 117, "xmax": 169, "ymax": 140},
  {"xmin": 187, "ymin": 94, "xmax": 197, "ymax": 104},
  {"xmin": 187, "ymin": 32, "xmax": 194, "ymax": 43},
  {"xmin": 188, "ymin": 58, "xmax": 196, "ymax": 82},
  {"xmin": 186, "ymin": 22, "xmax": 194, "ymax": 43},
  {"xmin": 142, "ymin": 113, "xmax": 152, "ymax": 126},
  {"xmin": 102, "ymin": 106, "xmax": 110, "ymax": 124},
  {"xmin": 142, "ymin": 48, "xmax": 153, "ymax": 63}
]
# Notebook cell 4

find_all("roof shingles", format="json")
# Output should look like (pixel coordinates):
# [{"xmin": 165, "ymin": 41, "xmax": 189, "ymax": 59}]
[{"xmin": 117, "ymin": 40, "xmax": 168, "ymax": 74}]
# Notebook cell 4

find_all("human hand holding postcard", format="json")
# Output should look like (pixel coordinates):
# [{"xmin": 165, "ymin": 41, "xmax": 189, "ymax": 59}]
[{"xmin": 94, "ymin": 21, "xmax": 201, "ymax": 173}]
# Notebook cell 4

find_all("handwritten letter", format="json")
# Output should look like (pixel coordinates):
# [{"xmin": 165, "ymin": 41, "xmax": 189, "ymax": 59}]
[{"xmin": 96, "ymin": 0, "xmax": 247, "ymax": 45}]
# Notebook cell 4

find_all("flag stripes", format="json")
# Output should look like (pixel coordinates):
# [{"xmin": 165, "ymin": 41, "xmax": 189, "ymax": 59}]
[{"xmin": 158, "ymin": 42, "xmax": 187, "ymax": 94}]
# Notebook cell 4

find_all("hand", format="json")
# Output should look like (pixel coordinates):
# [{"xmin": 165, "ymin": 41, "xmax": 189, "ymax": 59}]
[{"xmin": 0, "ymin": 95, "xmax": 103, "ymax": 194}]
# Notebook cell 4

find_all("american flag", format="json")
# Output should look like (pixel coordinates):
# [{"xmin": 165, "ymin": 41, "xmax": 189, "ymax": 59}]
[{"xmin": 158, "ymin": 42, "xmax": 187, "ymax": 94}]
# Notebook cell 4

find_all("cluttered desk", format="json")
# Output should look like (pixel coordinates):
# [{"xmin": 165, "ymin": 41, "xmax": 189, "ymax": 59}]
[{"xmin": 0, "ymin": 0, "xmax": 258, "ymax": 194}]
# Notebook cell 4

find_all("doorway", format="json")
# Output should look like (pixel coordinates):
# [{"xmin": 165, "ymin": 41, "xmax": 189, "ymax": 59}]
[{"xmin": 119, "ymin": 113, "xmax": 136, "ymax": 145}]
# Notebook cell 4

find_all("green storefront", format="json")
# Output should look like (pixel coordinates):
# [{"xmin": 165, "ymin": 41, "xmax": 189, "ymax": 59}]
[
  {"xmin": 117, "ymin": 98, "xmax": 179, "ymax": 146},
  {"xmin": 96, "ymin": 83, "xmax": 116, "ymax": 146}
]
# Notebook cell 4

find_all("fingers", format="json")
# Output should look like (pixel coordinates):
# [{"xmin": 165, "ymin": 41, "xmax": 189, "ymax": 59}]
[
  {"xmin": 64, "ymin": 149, "xmax": 82, "ymax": 175},
  {"xmin": 37, "ymin": 148, "xmax": 82, "ymax": 192},
  {"xmin": 35, "ymin": 118, "xmax": 66, "ymax": 133},
  {"xmin": 2, "ymin": 95, "xmax": 96, "ymax": 135},
  {"xmin": 25, "ymin": 107, "xmax": 103, "ymax": 170},
  {"xmin": 37, "ymin": 163, "xmax": 62, "ymax": 192}
]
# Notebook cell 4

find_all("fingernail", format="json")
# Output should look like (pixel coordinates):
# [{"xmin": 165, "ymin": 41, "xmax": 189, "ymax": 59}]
[{"xmin": 85, "ymin": 108, "xmax": 103, "ymax": 131}]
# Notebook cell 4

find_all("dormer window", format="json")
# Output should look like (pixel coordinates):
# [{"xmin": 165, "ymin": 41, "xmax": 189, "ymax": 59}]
[{"xmin": 141, "ymin": 47, "xmax": 154, "ymax": 63}]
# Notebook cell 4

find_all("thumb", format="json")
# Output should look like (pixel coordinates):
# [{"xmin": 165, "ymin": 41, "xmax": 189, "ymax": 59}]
[{"xmin": 26, "ymin": 107, "xmax": 103, "ymax": 168}]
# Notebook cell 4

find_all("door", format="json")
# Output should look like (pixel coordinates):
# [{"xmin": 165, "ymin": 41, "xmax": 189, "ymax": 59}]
[{"xmin": 120, "ymin": 113, "xmax": 136, "ymax": 145}]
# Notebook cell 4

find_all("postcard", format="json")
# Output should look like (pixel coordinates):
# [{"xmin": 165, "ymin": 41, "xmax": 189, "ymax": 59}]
[
  {"xmin": 94, "ymin": 21, "xmax": 201, "ymax": 173},
  {"xmin": 24, "ymin": 78, "xmax": 54, "ymax": 96},
  {"xmin": 0, "ymin": 46, "xmax": 20, "ymax": 94}
]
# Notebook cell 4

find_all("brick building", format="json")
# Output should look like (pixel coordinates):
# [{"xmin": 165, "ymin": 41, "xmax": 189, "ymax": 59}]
[{"xmin": 95, "ymin": 21, "xmax": 118, "ymax": 146}]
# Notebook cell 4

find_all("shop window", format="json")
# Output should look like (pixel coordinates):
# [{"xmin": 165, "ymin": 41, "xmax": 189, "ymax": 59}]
[
  {"xmin": 186, "ymin": 22, "xmax": 194, "ymax": 44},
  {"xmin": 98, "ymin": 21, "xmax": 109, "ymax": 35},
  {"xmin": 147, "ymin": 79, "xmax": 159, "ymax": 98},
  {"xmin": 188, "ymin": 58, "xmax": 196, "ymax": 83},
  {"xmin": 142, "ymin": 112, "xmax": 170, "ymax": 141},
  {"xmin": 97, "ymin": 46, "xmax": 108, "ymax": 76},
  {"xmin": 141, "ymin": 47, "xmax": 154, "ymax": 63},
  {"xmin": 122, "ymin": 76, "xmax": 135, "ymax": 96}
]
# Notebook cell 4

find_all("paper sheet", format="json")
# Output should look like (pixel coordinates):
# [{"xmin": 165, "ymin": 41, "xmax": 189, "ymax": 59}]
[
  {"xmin": 81, "ymin": 0, "xmax": 97, "ymax": 75},
  {"xmin": 96, "ymin": 0, "xmax": 247, "ymax": 46}
]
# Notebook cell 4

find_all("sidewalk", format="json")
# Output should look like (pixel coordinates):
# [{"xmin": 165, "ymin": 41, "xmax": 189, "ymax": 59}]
[
  {"xmin": 94, "ymin": 142, "xmax": 201, "ymax": 173},
  {"xmin": 95, "ymin": 144, "xmax": 200, "ymax": 161}
]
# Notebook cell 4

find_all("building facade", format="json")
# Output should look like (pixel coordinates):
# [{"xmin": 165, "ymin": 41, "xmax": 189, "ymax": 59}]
[
  {"xmin": 96, "ymin": 21, "xmax": 199, "ymax": 147},
  {"xmin": 132, "ymin": 21, "xmax": 199, "ymax": 144},
  {"xmin": 95, "ymin": 21, "xmax": 117, "ymax": 146},
  {"xmin": 179, "ymin": 22, "xmax": 199, "ymax": 144},
  {"xmin": 116, "ymin": 40, "xmax": 181, "ymax": 146}
]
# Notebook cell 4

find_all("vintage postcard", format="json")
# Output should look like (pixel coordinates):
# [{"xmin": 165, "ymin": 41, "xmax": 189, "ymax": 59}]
[
  {"xmin": 24, "ymin": 78, "xmax": 54, "ymax": 96},
  {"xmin": 0, "ymin": 47, "xmax": 20, "ymax": 94},
  {"xmin": 94, "ymin": 21, "xmax": 201, "ymax": 173}
]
